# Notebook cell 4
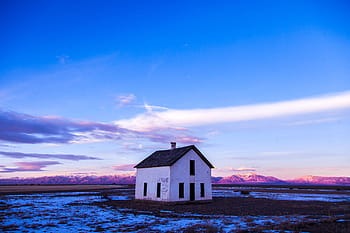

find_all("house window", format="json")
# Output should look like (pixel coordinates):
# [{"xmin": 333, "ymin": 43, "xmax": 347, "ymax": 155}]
[
  {"xmin": 190, "ymin": 160, "xmax": 195, "ymax": 175},
  {"xmin": 200, "ymin": 183, "xmax": 205, "ymax": 197},
  {"xmin": 157, "ymin": 183, "xmax": 161, "ymax": 198},
  {"xmin": 143, "ymin": 183, "xmax": 147, "ymax": 196},
  {"xmin": 179, "ymin": 183, "xmax": 184, "ymax": 198}
]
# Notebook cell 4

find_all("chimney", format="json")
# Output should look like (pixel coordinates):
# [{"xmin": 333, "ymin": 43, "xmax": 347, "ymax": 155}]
[{"xmin": 170, "ymin": 142, "xmax": 176, "ymax": 149}]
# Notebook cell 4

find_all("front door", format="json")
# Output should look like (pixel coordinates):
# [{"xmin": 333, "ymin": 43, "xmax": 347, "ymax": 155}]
[{"xmin": 190, "ymin": 183, "xmax": 195, "ymax": 201}]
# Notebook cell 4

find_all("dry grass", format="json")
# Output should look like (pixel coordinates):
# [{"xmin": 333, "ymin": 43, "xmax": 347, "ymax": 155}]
[{"xmin": 0, "ymin": 185, "xmax": 122, "ymax": 195}]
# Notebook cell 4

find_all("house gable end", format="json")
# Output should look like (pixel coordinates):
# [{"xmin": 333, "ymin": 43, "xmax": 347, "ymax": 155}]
[{"xmin": 134, "ymin": 145, "xmax": 214, "ymax": 169}]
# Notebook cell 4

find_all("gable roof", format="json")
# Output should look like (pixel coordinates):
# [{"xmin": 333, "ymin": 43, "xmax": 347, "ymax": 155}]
[{"xmin": 134, "ymin": 145, "xmax": 214, "ymax": 169}]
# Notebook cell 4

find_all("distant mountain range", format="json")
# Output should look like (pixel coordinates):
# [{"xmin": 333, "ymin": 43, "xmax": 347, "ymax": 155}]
[
  {"xmin": 0, "ymin": 175, "xmax": 136, "ymax": 185},
  {"xmin": 0, "ymin": 174, "xmax": 349, "ymax": 185},
  {"xmin": 213, "ymin": 173, "xmax": 284, "ymax": 184},
  {"xmin": 288, "ymin": 175, "xmax": 350, "ymax": 185},
  {"xmin": 213, "ymin": 174, "xmax": 350, "ymax": 185}
]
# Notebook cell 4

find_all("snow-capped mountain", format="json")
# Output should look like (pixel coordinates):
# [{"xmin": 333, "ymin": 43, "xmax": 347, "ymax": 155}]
[
  {"xmin": 0, "ymin": 175, "xmax": 136, "ymax": 185},
  {"xmin": 215, "ymin": 173, "xmax": 284, "ymax": 184},
  {"xmin": 1, "ymin": 174, "xmax": 349, "ymax": 185},
  {"xmin": 289, "ymin": 175, "xmax": 350, "ymax": 185}
]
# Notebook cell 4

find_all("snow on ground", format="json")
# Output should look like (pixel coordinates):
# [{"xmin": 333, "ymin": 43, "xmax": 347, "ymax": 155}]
[
  {"xmin": 0, "ymin": 189, "xmax": 340, "ymax": 232},
  {"xmin": 213, "ymin": 187, "xmax": 350, "ymax": 202}
]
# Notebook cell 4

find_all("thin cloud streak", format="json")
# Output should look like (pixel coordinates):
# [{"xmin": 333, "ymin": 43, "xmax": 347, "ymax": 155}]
[
  {"xmin": 115, "ymin": 91, "xmax": 350, "ymax": 131},
  {"xmin": 112, "ymin": 164, "xmax": 136, "ymax": 171},
  {"xmin": 0, "ymin": 161, "xmax": 60, "ymax": 173},
  {"xmin": 287, "ymin": 117, "xmax": 341, "ymax": 126},
  {"xmin": 231, "ymin": 167, "xmax": 257, "ymax": 172},
  {"xmin": 0, "ymin": 151, "xmax": 101, "ymax": 161},
  {"xmin": 217, "ymin": 167, "xmax": 257, "ymax": 173}
]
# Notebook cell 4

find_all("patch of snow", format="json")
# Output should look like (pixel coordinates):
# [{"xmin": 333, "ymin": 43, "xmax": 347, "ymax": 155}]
[
  {"xmin": 213, "ymin": 187, "xmax": 350, "ymax": 202},
  {"xmin": 0, "ymin": 188, "xmax": 346, "ymax": 232},
  {"xmin": 108, "ymin": 195, "xmax": 130, "ymax": 200}
]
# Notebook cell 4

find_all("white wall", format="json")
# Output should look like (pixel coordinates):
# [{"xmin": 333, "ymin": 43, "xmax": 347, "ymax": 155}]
[
  {"xmin": 135, "ymin": 166, "xmax": 170, "ymax": 201},
  {"xmin": 135, "ymin": 149, "xmax": 212, "ymax": 202},
  {"xmin": 170, "ymin": 149, "xmax": 212, "ymax": 201}
]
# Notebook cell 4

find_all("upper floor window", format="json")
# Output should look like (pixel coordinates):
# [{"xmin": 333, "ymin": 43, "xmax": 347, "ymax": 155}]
[{"xmin": 190, "ymin": 160, "xmax": 195, "ymax": 175}]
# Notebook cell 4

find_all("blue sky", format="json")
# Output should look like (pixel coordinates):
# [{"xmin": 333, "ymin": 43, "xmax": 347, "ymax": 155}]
[{"xmin": 1, "ymin": 0, "xmax": 349, "ymax": 179}]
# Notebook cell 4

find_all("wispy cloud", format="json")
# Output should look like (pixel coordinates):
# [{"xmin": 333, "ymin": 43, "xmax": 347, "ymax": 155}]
[
  {"xmin": 260, "ymin": 151, "xmax": 302, "ymax": 156},
  {"xmin": 139, "ymin": 131, "xmax": 203, "ymax": 144},
  {"xmin": 0, "ymin": 109, "xmax": 201, "ymax": 146},
  {"xmin": 0, "ymin": 109, "xmax": 129, "ymax": 144},
  {"xmin": 0, "ymin": 161, "xmax": 60, "ymax": 173},
  {"xmin": 217, "ymin": 167, "xmax": 257, "ymax": 173},
  {"xmin": 115, "ymin": 91, "xmax": 350, "ymax": 131},
  {"xmin": 112, "ymin": 164, "xmax": 136, "ymax": 171},
  {"xmin": 231, "ymin": 167, "xmax": 257, "ymax": 172},
  {"xmin": 287, "ymin": 117, "xmax": 342, "ymax": 126},
  {"xmin": 0, "ymin": 151, "xmax": 101, "ymax": 161},
  {"xmin": 116, "ymin": 94, "xmax": 136, "ymax": 107},
  {"xmin": 142, "ymin": 103, "xmax": 169, "ymax": 113},
  {"xmin": 213, "ymin": 167, "xmax": 257, "ymax": 176}
]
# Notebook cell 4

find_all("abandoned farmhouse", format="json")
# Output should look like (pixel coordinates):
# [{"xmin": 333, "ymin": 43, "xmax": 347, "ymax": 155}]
[{"xmin": 134, "ymin": 142, "xmax": 214, "ymax": 202}]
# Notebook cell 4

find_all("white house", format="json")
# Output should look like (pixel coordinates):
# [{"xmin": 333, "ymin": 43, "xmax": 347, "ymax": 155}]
[{"xmin": 134, "ymin": 142, "xmax": 214, "ymax": 202}]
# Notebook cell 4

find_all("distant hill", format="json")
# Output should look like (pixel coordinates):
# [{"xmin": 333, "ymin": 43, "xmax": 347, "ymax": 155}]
[
  {"xmin": 214, "ymin": 173, "xmax": 285, "ymax": 184},
  {"xmin": 0, "ymin": 174, "xmax": 349, "ymax": 185},
  {"xmin": 0, "ymin": 175, "xmax": 135, "ymax": 185},
  {"xmin": 289, "ymin": 175, "xmax": 350, "ymax": 185}
]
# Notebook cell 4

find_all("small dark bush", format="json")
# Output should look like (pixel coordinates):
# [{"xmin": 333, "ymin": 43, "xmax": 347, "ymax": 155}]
[{"xmin": 240, "ymin": 190, "xmax": 250, "ymax": 195}]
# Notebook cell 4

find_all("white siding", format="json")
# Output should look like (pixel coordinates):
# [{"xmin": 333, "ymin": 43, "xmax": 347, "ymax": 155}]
[
  {"xmin": 135, "ymin": 166, "xmax": 170, "ymax": 201},
  {"xmin": 169, "ymin": 149, "xmax": 212, "ymax": 201},
  {"xmin": 135, "ymin": 148, "xmax": 212, "ymax": 202}
]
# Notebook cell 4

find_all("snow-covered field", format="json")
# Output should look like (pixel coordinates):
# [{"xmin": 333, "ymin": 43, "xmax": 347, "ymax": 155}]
[
  {"xmin": 213, "ymin": 186, "xmax": 350, "ymax": 202},
  {"xmin": 0, "ymin": 186, "xmax": 349, "ymax": 232}
]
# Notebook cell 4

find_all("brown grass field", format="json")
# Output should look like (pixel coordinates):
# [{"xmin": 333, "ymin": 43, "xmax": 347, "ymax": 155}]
[{"xmin": 0, "ymin": 184, "xmax": 122, "ymax": 195}]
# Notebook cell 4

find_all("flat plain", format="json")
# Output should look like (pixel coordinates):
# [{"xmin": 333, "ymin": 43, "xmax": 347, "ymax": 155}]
[{"xmin": 1, "ymin": 184, "xmax": 349, "ymax": 232}]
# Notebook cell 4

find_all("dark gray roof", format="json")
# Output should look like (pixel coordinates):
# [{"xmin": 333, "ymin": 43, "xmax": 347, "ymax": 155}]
[{"xmin": 134, "ymin": 145, "xmax": 214, "ymax": 169}]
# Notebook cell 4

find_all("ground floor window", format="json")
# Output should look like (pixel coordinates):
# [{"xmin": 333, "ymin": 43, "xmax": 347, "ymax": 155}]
[
  {"xmin": 179, "ymin": 183, "xmax": 184, "ymax": 198},
  {"xmin": 143, "ymin": 183, "xmax": 147, "ymax": 196},
  {"xmin": 157, "ymin": 183, "xmax": 161, "ymax": 198},
  {"xmin": 200, "ymin": 183, "xmax": 205, "ymax": 197}
]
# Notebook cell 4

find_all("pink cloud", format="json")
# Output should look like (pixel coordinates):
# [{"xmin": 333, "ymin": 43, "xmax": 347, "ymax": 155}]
[
  {"xmin": 0, "ymin": 109, "xmax": 128, "ymax": 144},
  {"xmin": 0, "ymin": 108, "xmax": 202, "ymax": 147},
  {"xmin": 116, "ymin": 94, "xmax": 136, "ymax": 107},
  {"xmin": 112, "ymin": 164, "xmax": 136, "ymax": 171},
  {"xmin": 0, "ymin": 151, "xmax": 100, "ymax": 161},
  {"xmin": 0, "ymin": 161, "xmax": 60, "ymax": 173}
]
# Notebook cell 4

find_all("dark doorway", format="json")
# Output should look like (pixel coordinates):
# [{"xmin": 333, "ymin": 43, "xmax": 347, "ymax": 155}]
[
  {"xmin": 200, "ymin": 183, "xmax": 205, "ymax": 197},
  {"xmin": 157, "ymin": 183, "xmax": 161, "ymax": 198},
  {"xmin": 143, "ymin": 183, "xmax": 147, "ymax": 197},
  {"xmin": 190, "ymin": 183, "xmax": 195, "ymax": 201},
  {"xmin": 179, "ymin": 183, "xmax": 184, "ymax": 198}
]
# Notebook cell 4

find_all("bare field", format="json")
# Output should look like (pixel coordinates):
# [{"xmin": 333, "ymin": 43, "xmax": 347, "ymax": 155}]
[
  {"xmin": 0, "ymin": 184, "xmax": 122, "ymax": 195},
  {"xmin": 1, "ymin": 184, "xmax": 350, "ymax": 232}
]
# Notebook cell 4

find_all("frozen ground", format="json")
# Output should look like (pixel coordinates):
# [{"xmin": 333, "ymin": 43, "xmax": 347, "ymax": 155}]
[
  {"xmin": 213, "ymin": 186, "xmax": 350, "ymax": 202},
  {"xmin": 0, "ymin": 185, "xmax": 349, "ymax": 232}
]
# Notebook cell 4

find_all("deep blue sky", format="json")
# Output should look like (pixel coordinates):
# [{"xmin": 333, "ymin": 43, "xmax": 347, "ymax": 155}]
[{"xmin": 1, "ymin": 0, "xmax": 349, "ymax": 179}]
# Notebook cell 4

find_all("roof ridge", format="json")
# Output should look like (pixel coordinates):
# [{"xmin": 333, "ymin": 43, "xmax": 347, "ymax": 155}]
[
  {"xmin": 156, "ymin": 144, "xmax": 195, "ymax": 152},
  {"xmin": 134, "ymin": 144, "xmax": 214, "ymax": 169}
]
